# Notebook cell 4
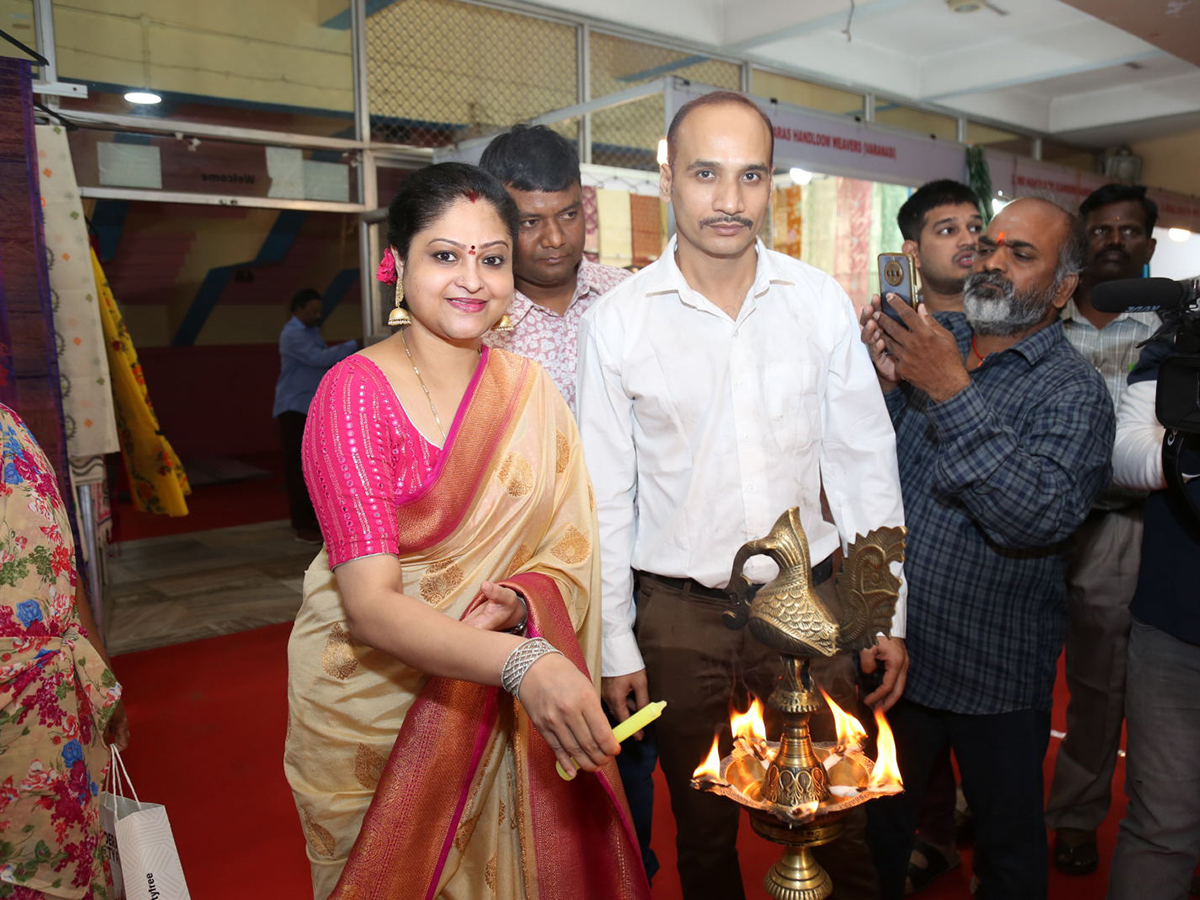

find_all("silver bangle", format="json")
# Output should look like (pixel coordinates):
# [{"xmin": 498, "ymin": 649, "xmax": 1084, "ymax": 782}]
[
  {"xmin": 505, "ymin": 592, "xmax": 529, "ymax": 636},
  {"xmin": 500, "ymin": 638, "xmax": 562, "ymax": 700}
]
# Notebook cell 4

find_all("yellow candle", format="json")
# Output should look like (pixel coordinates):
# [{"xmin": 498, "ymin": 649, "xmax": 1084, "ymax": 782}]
[{"xmin": 556, "ymin": 700, "xmax": 667, "ymax": 781}]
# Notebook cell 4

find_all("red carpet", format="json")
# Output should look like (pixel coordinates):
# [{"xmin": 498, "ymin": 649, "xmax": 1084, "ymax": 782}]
[
  {"xmin": 112, "ymin": 452, "xmax": 290, "ymax": 542},
  {"xmin": 113, "ymin": 627, "xmax": 1123, "ymax": 899}
]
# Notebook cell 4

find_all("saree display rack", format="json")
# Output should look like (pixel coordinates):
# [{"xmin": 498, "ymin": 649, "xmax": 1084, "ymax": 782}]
[{"xmin": 691, "ymin": 509, "xmax": 907, "ymax": 900}]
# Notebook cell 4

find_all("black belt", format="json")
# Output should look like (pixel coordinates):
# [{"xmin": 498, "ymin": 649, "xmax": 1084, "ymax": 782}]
[{"xmin": 636, "ymin": 555, "xmax": 833, "ymax": 606}]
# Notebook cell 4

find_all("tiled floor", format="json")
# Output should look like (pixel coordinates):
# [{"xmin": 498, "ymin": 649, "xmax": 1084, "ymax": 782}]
[{"xmin": 104, "ymin": 519, "xmax": 317, "ymax": 655}]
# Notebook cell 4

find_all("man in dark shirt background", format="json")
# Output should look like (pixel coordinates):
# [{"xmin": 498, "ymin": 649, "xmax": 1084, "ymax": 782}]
[
  {"xmin": 1045, "ymin": 183, "xmax": 1160, "ymax": 877},
  {"xmin": 859, "ymin": 198, "xmax": 1115, "ymax": 899},
  {"xmin": 1106, "ymin": 336, "xmax": 1200, "ymax": 899},
  {"xmin": 272, "ymin": 288, "xmax": 357, "ymax": 542}
]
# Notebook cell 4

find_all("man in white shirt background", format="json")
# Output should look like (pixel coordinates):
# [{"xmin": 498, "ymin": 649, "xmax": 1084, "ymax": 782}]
[{"xmin": 576, "ymin": 90, "xmax": 908, "ymax": 900}]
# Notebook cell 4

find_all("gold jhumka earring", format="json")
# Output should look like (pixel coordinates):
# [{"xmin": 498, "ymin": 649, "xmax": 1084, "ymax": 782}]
[{"xmin": 387, "ymin": 282, "xmax": 411, "ymax": 327}]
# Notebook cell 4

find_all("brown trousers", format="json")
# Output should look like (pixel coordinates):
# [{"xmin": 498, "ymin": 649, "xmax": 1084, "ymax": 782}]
[{"xmin": 635, "ymin": 572, "xmax": 880, "ymax": 900}]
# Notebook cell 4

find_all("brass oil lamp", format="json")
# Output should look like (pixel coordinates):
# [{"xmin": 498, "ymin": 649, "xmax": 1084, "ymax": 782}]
[{"xmin": 691, "ymin": 508, "xmax": 906, "ymax": 900}]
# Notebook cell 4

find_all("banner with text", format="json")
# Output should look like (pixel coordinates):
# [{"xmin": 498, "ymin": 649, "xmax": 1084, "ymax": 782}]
[{"xmin": 987, "ymin": 148, "xmax": 1200, "ymax": 233}]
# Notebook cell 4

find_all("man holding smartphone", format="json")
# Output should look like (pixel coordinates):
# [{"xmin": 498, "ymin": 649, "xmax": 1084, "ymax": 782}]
[
  {"xmin": 577, "ymin": 90, "xmax": 907, "ymax": 900},
  {"xmin": 860, "ymin": 198, "xmax": 1115, "ymax": 899}
]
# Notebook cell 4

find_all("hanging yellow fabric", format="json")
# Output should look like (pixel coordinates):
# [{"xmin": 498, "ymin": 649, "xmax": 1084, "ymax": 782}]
[{"xmin": 92, "ymin": 247, "xmax": 190, "ymax": 516}]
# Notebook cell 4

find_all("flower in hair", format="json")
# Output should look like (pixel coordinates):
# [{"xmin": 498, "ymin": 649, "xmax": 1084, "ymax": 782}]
[{"xmin": 376, "ymin": 252, "xmax": 397, "ymax": 284}]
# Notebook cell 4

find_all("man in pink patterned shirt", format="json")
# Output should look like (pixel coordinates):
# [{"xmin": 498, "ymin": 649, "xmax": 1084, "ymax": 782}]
[{"xmin": 480, "ymin": 125, "xmax": 629, "ymax": 414}]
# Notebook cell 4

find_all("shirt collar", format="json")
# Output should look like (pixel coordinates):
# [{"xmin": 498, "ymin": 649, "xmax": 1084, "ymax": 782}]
[
  {"xmin": 1061, "ymin": 297, "xmax": 1159, "ymax": 329},
  {"xmin": 645, "ymin": 235, "xmax": 792, "ymax": 310},
  {"xmin": 942, "ymin": 311, "xmax": 1064, "ymax": 367},
  {"xmin": 1009, "ymin": 319, "xmax": 1066, "ymax": 365}
]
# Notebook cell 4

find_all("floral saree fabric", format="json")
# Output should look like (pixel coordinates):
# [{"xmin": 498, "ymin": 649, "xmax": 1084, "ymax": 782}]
[{"xmin": 0, "ymin": 404, "xmax": 121, "ymax": 898}]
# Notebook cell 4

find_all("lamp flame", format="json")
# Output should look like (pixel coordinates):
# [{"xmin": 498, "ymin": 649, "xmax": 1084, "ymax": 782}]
[
  {"xmin": 693, "ymin": 734, "xmax": 722, "ymax": 780},
  {"xmin": 730, "ymin": 697, "xmax": 767, "ymax": 743},
  {"xmin": 868, "ymin": 708, "xmax": 903, "ymax": 788},
  {"xmin": 820, "ymin": 688, "xmax": 869, "ymax": 752}
]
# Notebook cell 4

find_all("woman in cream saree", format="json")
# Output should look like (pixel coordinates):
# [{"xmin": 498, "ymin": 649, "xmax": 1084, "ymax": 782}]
[{"xmin": 283, "ymin": 163, "xmax": 648, "ymax": 900}]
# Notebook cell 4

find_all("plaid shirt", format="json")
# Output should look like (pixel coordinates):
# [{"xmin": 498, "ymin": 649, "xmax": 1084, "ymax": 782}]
[
  {"xmin": 1061, "ymin": 299, "xmax": 1159, "ymax": 508},
  {"xmin": 887, "ymin": 313, "xmax": 1114, "ymax": 714}
]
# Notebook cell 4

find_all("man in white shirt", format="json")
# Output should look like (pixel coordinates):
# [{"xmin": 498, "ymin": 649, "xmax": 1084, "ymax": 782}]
[{"xmin": 576, "ymin": 90, "xmax": 908, "ymax": 900}]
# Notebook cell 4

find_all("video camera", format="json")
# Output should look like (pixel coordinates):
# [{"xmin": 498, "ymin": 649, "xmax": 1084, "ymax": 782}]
[{"xmin": 1095, "ymin": 276, "xmax": 1200, "ymax": 522}]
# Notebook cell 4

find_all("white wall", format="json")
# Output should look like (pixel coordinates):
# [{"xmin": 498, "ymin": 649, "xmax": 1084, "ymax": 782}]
[{"xmin": 1151, "ymin": 228, "xmax": 1200, "ymax": 281}]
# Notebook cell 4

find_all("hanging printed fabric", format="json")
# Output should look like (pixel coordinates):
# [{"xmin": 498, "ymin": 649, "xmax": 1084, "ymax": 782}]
[
  {"xmin": 36, "ymin": 124, "xmax": 120, "ymax": 460},
  {"xmin": 93, "ymin": 247, "xmax": 191, "ymax": 516}
]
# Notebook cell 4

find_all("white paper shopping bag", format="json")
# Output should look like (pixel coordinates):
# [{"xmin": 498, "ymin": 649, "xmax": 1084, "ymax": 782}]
[{"xmin": 98, "ymin": 746, "xmax": 192, "ymax": 900}]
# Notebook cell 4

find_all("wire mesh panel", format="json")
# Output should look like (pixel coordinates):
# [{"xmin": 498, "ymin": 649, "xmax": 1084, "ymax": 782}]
[
  {"xmin": 366, "ymin": 0, "xmax": 577, "ymax": 147},
  {"xmin": 588, "ymin": 33, "xmax": 740, "ymax": 171}
]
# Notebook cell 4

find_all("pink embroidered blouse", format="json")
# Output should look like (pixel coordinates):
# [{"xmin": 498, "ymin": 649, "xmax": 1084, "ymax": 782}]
[{"xmin": 302, "ymin": 354, "xmax": 441, "ymax": 567}]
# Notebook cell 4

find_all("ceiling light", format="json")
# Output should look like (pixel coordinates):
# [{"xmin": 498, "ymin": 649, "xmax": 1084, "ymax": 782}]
[
  {"xmin": 788, "ymin": 167, "xmax": 813, "ymax": 186},
  {"xmin": 656, "ymin": 138, "xmax": 668, "ymax": 167},
  {"xmin": 947, "ymin": 0, "xmax": 985, "ymax": 11},
  {"xmin": 991, "ymin": 197, "xmax": 1010, "ymax": 215},
  {"xmin": 1168, "ymin": 227, "xmax": 1192, "ymax": 243},
  {"xmin": 124, "ymin": 90, "xmax": 162, "ymax": 105}
]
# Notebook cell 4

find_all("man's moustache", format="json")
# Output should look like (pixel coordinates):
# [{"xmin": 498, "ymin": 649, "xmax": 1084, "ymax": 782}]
[
  {"xmin": 1095, "ymin": 245, "xmax": 1129, "ymax": 262},
  {"xmin": 966, "ymin": 272, "xmax": 1012, "ymax": 292},
  {"xmin": 700, "ymin": 215, "xmax": 754, "ymax": 227}
]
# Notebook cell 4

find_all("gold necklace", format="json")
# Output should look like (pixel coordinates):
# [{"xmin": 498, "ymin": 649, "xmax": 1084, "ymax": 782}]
[{"xmin": 400, "ymin": 330, "xmax": 447, "ymax": 442}]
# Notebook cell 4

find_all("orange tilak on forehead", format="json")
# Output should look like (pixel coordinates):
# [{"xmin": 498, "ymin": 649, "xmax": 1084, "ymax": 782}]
[{"xmin": 996, "ymin": 231, "xmax": 1006, "ymax": 246}]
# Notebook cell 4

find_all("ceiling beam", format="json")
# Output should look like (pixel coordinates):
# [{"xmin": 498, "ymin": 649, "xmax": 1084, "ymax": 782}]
[
  {"xmin": 918, "ymin": 19, "xmax": 1163, "ymax": 101},
  {"xmin": 749, "ymin": 33, "xmax": 922, "ymax": 97},
  {"xmin": 936, "ymin": 89, "xmax": 1052, "ymax": 133},
  {"xmin": 922, "ymin": 49, "xmax": 1167, "ymax": 101},
  {"xmin": 1049, "ymin": 71, "xmax": 1200, "ymax": 134}
]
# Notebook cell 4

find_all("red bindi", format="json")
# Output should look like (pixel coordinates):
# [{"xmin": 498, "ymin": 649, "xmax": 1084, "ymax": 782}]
[
  {"xmin": 466, "ymin": 190, "xmax": 479, "ymax": 203},
  {"xmin": 468, "ymin": 245, "xmax": 476, "ymax": 255}
]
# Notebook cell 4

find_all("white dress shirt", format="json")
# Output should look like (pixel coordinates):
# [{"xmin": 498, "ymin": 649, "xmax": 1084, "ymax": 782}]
[{"xmin": 577, "ymin": 237, "xmax": 907, "ymax": 677}]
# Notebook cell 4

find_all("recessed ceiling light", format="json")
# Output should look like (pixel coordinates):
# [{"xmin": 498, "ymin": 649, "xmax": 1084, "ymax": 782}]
[
  {"xmin": 1168, "ymin": 228, "xmax": 1192, "ymax": 243},
  {"xmin": 123, "ymin": 90, "xmax": 162, "ymax": 105},
  {"xmin": 788, "ymin": 167, "xmax": 814, "ymax": 186}
]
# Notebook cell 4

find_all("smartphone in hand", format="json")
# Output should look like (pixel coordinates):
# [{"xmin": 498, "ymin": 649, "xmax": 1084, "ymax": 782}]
[{"xmin": 877, "ymin": 253, "xmax": 920, "ymax": 326}]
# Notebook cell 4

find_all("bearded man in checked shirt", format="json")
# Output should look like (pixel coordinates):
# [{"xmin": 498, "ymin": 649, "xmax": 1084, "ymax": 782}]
[
  {"xmin": 577, "ymin": 90, "xmax": 908, "ymax": 900},
  {"xmin": 859, "ymin": 198, "xmax": 1115, "ymax": 900}
]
